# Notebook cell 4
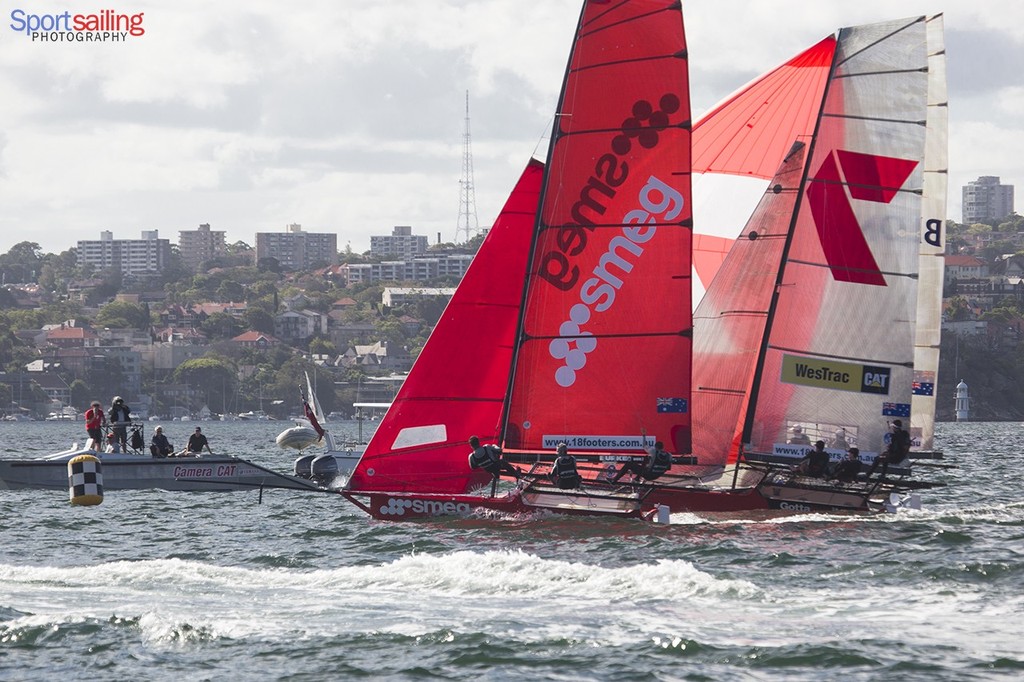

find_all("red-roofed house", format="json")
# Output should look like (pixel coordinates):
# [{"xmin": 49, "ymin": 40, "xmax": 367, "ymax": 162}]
[
  {"xmin": 944, "ymin": 255, "xmax": 988, "ymax": 283},
  {"xmin": 45, "ymin": 325, "xmax": 99, "ymax": 349},
  {"xmin": 231, "ymin": 331, "xmax": 280, "ymax": 349}
]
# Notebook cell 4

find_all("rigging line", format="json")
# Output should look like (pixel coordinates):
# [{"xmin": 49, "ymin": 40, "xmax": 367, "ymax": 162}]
[
  {"xmin": 787, "ymin": 257, "xmax": 919, "ymax": 280},
  {"xmin": 834, "ymin": 15, "xmax": 924, "ymax": 68},
  {"xmin": 766, "ymin": 344, "xmax": 915, "ymax": 369}
]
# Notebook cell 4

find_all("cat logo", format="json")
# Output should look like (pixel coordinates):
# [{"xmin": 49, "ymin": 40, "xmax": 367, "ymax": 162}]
[{"xmin": 860, "ymin": 366, "xmax": 891, "ymax": 395}]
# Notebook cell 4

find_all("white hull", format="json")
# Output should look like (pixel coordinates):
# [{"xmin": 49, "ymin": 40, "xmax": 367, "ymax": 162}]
[
  {"xmin": 276, "ymin": 425, "xmax": 320, "ymax": 450},
  {"xmin": 0, "ymin": 447, "xmax": 319, "ymax": 492}
]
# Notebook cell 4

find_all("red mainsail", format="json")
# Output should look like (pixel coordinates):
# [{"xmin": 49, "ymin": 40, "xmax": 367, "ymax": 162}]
[
  {"xmin": 503, "ymin": 0, "xmax": 693, "ymax": 455},
  {"xmin": 346, "ymin": 160, "xmax": 543, "ymax": 494}
]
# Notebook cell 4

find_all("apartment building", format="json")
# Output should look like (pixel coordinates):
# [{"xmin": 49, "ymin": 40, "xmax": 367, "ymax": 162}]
[
  {"xmin": 255, "ymin": 223, "xmax": 337, "ymax": 270},
  {"xmin": 76, "ymin": 230, "xmax": 172, "ymax": 277}
]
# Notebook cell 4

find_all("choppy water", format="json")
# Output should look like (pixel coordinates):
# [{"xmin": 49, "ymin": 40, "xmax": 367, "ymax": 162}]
[{"xmin": 1, "ymin": 420, "xmax": 1022, "ymax": 681}]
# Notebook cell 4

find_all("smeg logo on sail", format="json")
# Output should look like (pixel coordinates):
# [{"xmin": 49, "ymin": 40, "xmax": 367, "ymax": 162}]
[{"xmin": 539, "ymin": 94, "xmax": 686, "ymax": 388}]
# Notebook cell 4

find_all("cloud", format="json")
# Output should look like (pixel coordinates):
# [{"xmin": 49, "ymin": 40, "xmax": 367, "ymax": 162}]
[{"xmin": 0, "ymin": 0, "xmax": 1021, "ymax": 257}]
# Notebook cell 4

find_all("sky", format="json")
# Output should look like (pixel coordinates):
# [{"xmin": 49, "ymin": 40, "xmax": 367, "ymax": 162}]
[{"xmin": 0, "ymin": 0, "xmax": 1022, "ymax": 257}]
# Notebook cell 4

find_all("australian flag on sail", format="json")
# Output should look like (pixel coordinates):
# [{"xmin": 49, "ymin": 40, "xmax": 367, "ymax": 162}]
[
  {"xmin": 656, "ymin": 397, "xmax": 688, "ymax": 414},
  {"xmin": 913, "ymin": 370, "xmax": 935, "ymax": 396},
  {"xmin": 882, "ymin": 402, "xmax": 911, "ymax": 418},
  {"xmin": 912, "ymin": 381, "xmax": 934, "ymax": 396}
]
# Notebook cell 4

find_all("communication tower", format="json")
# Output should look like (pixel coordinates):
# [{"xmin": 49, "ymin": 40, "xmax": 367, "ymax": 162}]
[{"xmin": 455, "ymin": 90, "xmax": 480, "ymax": 243}]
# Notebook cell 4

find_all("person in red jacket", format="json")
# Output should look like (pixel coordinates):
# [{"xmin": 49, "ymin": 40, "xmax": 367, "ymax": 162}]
[{"xmin": 84, "ymin": 400, "xmax": 105, "ymax": 451}]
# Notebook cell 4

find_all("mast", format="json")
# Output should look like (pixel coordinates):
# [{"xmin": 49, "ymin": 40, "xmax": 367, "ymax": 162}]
[{"xmin": 498, "ymin": 2, "xmax": 588, "ymax": 446}]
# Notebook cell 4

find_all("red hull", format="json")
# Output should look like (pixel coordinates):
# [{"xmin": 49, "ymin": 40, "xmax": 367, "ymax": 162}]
[
  {"xmin": 346, "ymin": 484, "xmax": 649, "ymax": 521},
  {"xmin": 350, "ymin": 491, "xmax": 528, "ymax": 520}
]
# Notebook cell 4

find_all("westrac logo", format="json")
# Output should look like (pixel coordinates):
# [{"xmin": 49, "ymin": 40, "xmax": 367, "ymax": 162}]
[{"xmin": 9, "ymin": 8, "xmax": 145, "ymax": 42}]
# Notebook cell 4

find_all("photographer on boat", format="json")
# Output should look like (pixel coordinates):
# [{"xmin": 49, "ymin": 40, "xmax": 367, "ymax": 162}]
[{"xmin": 109, "ymin": 396, "xmax": 131, "ymax": 452}]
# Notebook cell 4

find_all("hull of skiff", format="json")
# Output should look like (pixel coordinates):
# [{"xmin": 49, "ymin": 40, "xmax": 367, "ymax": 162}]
[{"xmin": 347, "ymin": 486, "xmax": 646, "ymax": 521}]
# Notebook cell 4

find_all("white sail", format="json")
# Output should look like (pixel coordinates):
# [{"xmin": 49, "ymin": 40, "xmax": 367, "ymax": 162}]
[{"xmin": 911, "ymin": 14, "xmax": 948, "ymax": 452}]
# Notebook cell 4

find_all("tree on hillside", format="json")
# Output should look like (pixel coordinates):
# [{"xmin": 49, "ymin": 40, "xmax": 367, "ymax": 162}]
[
  {"xmin": 0, "ymin": 242, "xmax": 43, "ymax": 284},
  {"xmin": 244, "ymin": 308, "xmax": 275, "ymax": 334},
  {"xmin": 216, "ymin": 279, "xmax": 245, "ymax": 302},
  {"xmin": 200, "ymin": 312, "xmax": 246, "ymax": 340},
  {"xmin": 94, "ymin": 301, "xmax": 151, "ymax": 330},
  {"xmin": 172, "ymin": 356, "xmax": 237, "ymax": 414},
  {"xmin": 945, "ymin": 296, "xmax": 973, "ymax": 322}
]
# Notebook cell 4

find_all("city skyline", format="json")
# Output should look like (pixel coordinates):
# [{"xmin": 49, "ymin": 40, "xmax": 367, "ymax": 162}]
[{"xmin": 1, "ymin": 0, "xmax": 1021, "ymax": 256}]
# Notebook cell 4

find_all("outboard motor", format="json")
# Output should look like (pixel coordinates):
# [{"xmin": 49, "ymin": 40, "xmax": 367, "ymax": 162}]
[
  {"xmin": 294, "ymin": 454, "xmax": 316, "ymax": 480},
  {"xmin": 310, "ymin": 454, "xmax": 340, "ymax": 488}
]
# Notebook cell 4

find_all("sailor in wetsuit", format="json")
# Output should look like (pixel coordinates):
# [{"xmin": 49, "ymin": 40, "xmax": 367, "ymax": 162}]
[
  {"xmin": 611, "ymin": 441, "xmax": 673, "ymax": 484},
  {"xmin": 467, "ymin": 435, "xmax": 520, "ymax": 496},
  {"xmin": 549, "ymin": 443, "xmax": 582, "ymax": 490}
]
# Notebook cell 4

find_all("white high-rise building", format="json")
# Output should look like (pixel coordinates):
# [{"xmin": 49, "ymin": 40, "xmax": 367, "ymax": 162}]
[
  {"xmin": 962, "ymin": 176, "xmax": 1014, "ymax": 223},
  {"xmin": 77, "ymin": 230, "xmax": 172, "ymax": 276}
]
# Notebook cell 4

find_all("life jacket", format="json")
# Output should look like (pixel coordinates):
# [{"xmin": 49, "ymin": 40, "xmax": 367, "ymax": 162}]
[
  {"xmin": 892, "ymin": 429, "xmax": 911, "ymax": 459},
  {"xmin": 85, "ymin": 407, "xmax": 104, "ymax": 430},
  {"xmin": 552, "ymin": 455, "xmax": 580, "ymax": 485},
  {"xmin": 646, "ymin": 449, "xmax": 672, "ymax": 477},
  {"xmin": 469, "ymin": 444, "xmax": 500, "ymax": 469}
]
